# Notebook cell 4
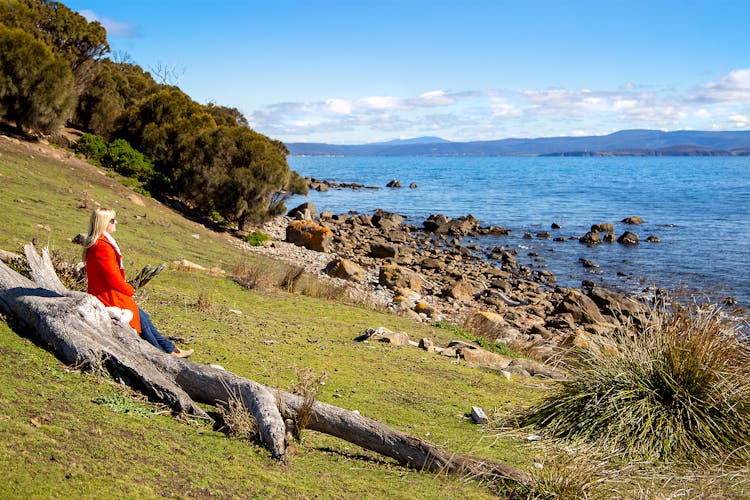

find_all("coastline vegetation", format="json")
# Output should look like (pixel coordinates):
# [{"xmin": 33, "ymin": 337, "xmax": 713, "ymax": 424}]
[{"xmin": 0, "ymin": 0, "xmax": 308, "ymax": 228}]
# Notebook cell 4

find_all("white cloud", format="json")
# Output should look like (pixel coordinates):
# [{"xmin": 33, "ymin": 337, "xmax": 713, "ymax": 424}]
[
  {"xmin": 613, "ymin": 99, "xmax": 638, "ymax": 110},
  {"xmin": 358, "ymin": 96, "xmax": 405, "ymax": 111},
  {"xmin": 248, "ymin": 68, "xmax": 750, "ymax": 143},
  {"xmin": 691, "ymin": 68, "xmax": 750, "ymax": 104},
  {"xmin": 409, "ymin": 90, "xmax": 455, "ymax": 107},
  {"xmin": 325, "ymin": 99, "xmax": 352, "ymax": 115},
  {"xmin": 729, "ymin": 114, "xmax": 749, "ymax": 127}
]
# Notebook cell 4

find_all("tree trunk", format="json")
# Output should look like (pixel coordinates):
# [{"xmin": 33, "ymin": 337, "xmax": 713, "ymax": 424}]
[{"xmin": 0, "ymin": 244, "xmax": 530, "ymax": 485}]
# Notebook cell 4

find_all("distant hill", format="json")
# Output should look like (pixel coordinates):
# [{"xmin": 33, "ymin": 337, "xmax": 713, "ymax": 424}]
[{"xmin": 286, "ymin": 129, "xmax": 750, "ymax": 156}]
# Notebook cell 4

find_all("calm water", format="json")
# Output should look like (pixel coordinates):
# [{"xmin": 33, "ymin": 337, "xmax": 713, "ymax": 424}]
[{"xmin": 287, "ymin": 156, "xmax": 750, "ymax": 305}]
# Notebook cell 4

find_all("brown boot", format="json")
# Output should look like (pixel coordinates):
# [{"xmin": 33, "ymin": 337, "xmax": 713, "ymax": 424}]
[{"xmin": 171, "ymin": 348, "xmax": 194, "ymax": 358}]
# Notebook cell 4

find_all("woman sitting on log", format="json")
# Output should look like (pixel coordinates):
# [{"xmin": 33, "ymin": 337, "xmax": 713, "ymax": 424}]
[{"xmin": 82, "ymin": 208, "xmax": 193, "ymax": 358}]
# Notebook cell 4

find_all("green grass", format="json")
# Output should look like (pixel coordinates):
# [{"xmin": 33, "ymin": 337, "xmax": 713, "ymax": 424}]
[
  {"xmin": 0, "ymin": 139, "xmax": 539, "ymax": 497},
  {"xmin": 4, "ymin": 137, "xmax": 749, "ymax": 498}
]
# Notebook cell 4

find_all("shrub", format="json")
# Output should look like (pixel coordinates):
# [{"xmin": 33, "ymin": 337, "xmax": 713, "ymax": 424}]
[
  {"xmin": 102, "ymin": 138, "xmax": 154, "ymax": 181},
  {"xmin": 243, "ymin": 231, "xmax": 271, "ymax": 247},
  {"xmin": 74, "ymin": 133, "xmax": 107, "ymax": 165},
  {"xmin": 520, "ymin": 302, "xmax": 750, "ymax": 462}
]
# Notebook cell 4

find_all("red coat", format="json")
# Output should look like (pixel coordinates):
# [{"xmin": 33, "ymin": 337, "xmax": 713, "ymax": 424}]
[{"xmin": 86, "ymin": 235, "xmax": 141, "ymax": 332}]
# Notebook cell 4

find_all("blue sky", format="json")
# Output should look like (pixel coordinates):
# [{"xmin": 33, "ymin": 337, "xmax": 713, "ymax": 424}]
[{"xmin": 65, "ymin": 0, "xmax": 749, "ymax": 144}]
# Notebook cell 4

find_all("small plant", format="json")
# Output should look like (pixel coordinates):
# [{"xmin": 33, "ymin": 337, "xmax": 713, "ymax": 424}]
[
  {"xmin": 92, "ymin": 393, "xmax": 154, "ymax": 418},
  {"xmin": 50, "ymin": 249, "xmax": 87, "ymax": 291},
  {"xmin": 290, "ymin": 367, "xmax": 328, "ymax": 441},
  {"xmin": 231, "ymin": 258, "xmax": 266, "ymax": 290},
  {"xmin": 243, "ymin": 231, "xmax": 271, "ymax": 247},
  {"xmin": 519, "ymin": 301, "xmax": 750, "ymax": 463},
  {"xmin": 195, "ymin": 290, "xmax": 214, "ymax": 312},
  {"xmin": 502, "ymin": 449, "xmax": 603, "ymax": 499},
  {"xmin": 279, "ymin": 265, "xmax": 305, "ymax": 292},
  {"xmin": 216, "ymin": 390, "xmax": 257, "ymax": 440}
]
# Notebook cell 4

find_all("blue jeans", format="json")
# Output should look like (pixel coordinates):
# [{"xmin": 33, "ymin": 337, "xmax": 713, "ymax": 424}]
[{"xmin": 138, "ymin": 308, "xmax": 175, "ymax": 353}]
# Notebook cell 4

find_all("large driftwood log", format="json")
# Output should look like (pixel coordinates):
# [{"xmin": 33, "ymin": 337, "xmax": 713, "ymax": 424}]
[{"xmin": 0, "ymin": 245, "xmax": 530, "ymax": 484}]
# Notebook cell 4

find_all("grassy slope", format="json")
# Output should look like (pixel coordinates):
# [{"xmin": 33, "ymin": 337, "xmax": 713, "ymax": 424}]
[{"xmin": 0, "ymin": 138, "xmax": 542, "ymax": 498}]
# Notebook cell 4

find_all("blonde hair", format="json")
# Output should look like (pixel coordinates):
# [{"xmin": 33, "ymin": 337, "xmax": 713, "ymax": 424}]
[{"xmin": 81, "ymin": 208, "xmax": 116, "ymax": 260}]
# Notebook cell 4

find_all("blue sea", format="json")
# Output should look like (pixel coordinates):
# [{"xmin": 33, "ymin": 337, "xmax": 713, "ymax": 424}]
[{"xmin": 287, "ymin": 156, "xmax": 750, "ymax": 306}]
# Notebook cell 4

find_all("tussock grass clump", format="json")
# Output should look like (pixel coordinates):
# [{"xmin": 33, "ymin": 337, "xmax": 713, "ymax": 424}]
[
  {"xmin": 231, "ymin": 258, "xmax": 268, "ymax": 290},
  {"xmin": 520, "ymin": 302, "xmax": 750, "ymax": 463},
  {"xmin": 279, "ymin": 264, "xmax": 305, "ymax": 292},
  {"xmin": 503, "ymin": 448, "xmax": 604, "ymax": 499}
]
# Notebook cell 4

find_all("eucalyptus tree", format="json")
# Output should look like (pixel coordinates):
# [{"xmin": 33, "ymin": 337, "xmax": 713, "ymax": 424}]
[{"xmin": 0, "ymin": 25, "xmax": 75, "ymax": 134}]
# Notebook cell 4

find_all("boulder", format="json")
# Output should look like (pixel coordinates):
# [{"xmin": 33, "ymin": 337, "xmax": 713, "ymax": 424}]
[
  {"xmin": 645, "ymin": 235, "xmax": 661, "ymax": 243},
  {"xmin": 378, "ymin": 264, "xmax": 423, "ymax": 291},
  {"xmin": 579, "ymin": 231, "xmax": 601, "ymax": 245},
  {"xmin": 409, "ymin": 182, "xmax": 418, "ymax": 189},
  {"xmin": 418, "ymin": 338, "xmax": 435, "ymax": 352},
  {"xmin": 587, "ymin": 286, "xmax": 647, "ymax": 324},
  {"xmin": 287, "ymin": 202, "xmax": 319, "ymax": 221},
  {"xmin": 386, "ymin": 179, "xmax": 401, "ymax": 188},
  {"xmin": 371, "ymin": 211, "xmax": 404, "ymax": 230},
  {"xmin": 621, "ymin": 216, "xmax": 644, "ymax": 225},
  {"xmin": 591, "ymin": 223, "xmax": 614, "ymax": 233},
  {"xmin": 324, "ymin": 258, "xmax": 366, "ymax": 283},
  {"xmin": 458, "ymin": 346, "xmax": 512, "ymax": 370},
  {"xmin": 617, "ymin": 231, "xmax": 639, "ymax": 245},
  {"xmin": 363, "ymin": 327, "xmax": 410, "ymax": 346},
  {"xmin": 442, "ymin": 279, "xmax": 477, "ymax": 301},
  {"xmin": 369, "ymin": 242, "xmax": 399, "ymax": 259},
  {"xmin": 422, "ymin": 214, "xmax": 479, "ymax": 236},
  {"xmin": 285, "ymin": 220, "xmax": 333, "ymax": 252},
  {"xmin": 464, "ymin": 311, "xmax": 520, "ymax": 342},
  {"xmin": 579, "ymin": 258, "xmax": 599, "ymax": 268},
  {"xmin": 551, "ymin": 289, "xmax": 606, "ymax": 324}
]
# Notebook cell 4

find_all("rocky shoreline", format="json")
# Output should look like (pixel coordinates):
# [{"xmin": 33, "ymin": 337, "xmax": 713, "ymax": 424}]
[{"xmin": 244, "ymin": 204, "xmax": 664, "ymax": 368}]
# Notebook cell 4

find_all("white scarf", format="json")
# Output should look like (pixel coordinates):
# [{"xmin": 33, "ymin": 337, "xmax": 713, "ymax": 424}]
[{"xmin": 102, "ymin": 231, "xmax": 124, "ymax": 270}]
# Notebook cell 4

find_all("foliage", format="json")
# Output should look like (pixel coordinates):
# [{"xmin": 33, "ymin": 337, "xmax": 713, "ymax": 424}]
[
  {"xmin": 102, "ymin": 138, "xmax": 154, "ymax": 181},
  {"xmin": 0, "ymin": 24, "xmax": 75, "ymax": 134},
  {"xmin": 74, "ymin": 59, "xmax": 161, "ymax": 136},
  {"xmin": 243, "ymin": 231, "xmax": 271, "ymax": 246},
  {"xmin": 116, "ymin": 90, "xmax": 306, "ymax": 226},
  {"xmin": 73, "ymin": 133, "xmax": 107, "ymax": 164},
  {"xmin": 0, "ymin": 0, "xmax": 109, "ymax": 72},
  {"xmin": 1, "ymin": 0, "xmax": 305, "ymax": 224},
  {"xmin": 519, "ymin": 302, "xmax": 750, "ymax": 463}
]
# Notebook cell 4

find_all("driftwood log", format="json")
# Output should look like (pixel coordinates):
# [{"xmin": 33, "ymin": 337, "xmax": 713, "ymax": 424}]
[{"xmin": 0, "ymin": 244, "xmax": 530, "ymax": 484}]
